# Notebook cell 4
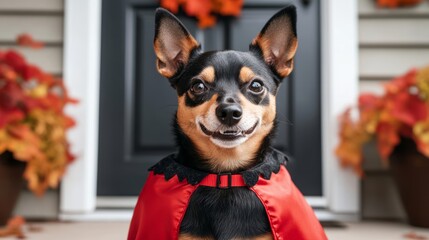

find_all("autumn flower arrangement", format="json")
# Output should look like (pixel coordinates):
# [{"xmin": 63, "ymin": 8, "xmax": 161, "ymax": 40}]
[
  {"xmin": 0, "ymin": 35, "xmax": 76, "ymax": 196},
  {"xmin": 160, "ymin": 0, "xmax": 243, "ymax": 28},
  {"xmin": 335, "ymin": 66, "xmax": 429, "ymax": 175}
]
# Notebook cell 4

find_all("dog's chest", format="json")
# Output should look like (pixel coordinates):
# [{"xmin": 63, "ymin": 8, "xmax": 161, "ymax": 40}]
[{"xmin": 180, "ymin": 186, "xmax": 271, "ymax": 239}]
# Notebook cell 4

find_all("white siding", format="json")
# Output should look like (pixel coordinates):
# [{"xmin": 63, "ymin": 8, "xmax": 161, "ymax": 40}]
[
  {"xmin": 360, "ymin": 18, "xmax": 429, "ymax": 45},
  {"xmin": 0, "ymin": 0, "xmax": 64, "ymax": 219},
  {"xmin": 0, "ymin": 15, "xmax": 63, "ymax": 42},
  {"xmin": 0, "ymin": 0, "xmax": 63, "ymax": 12},
  {"xmin": 359, "ymin": 80, "xmax": 385, "ymax": 95},
  {"xmin": 360, "ymin": 48, "xmax": 429, "ymax": 78}
]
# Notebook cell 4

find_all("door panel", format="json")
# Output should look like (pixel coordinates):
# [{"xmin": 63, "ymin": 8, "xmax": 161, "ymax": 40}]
[{"xmin": 98, "ymin": 0, "xmax": 321, "ymax": 196}]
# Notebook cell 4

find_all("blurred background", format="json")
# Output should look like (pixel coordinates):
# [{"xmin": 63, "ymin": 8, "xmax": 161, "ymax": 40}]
[{"xmin": 1, "ymin": 0, "xmax": 429, "ymax": 239}]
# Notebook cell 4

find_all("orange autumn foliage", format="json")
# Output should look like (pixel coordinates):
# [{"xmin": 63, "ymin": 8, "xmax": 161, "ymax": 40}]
[
  {"xmin": 0, "ymin": 216, "xmax": 25, "ymax": 238},
  {"xmin": 377, "ymin": 0, "xmax": 422, "ymax": 8},
  {"xmin": 160, "ymin": 0, "xmax": 243, "ymax": 28},
  {"xmin": 0, "ymin": 36, "xmax": 76, "ymax": 196},
  {"xmin": 336, "ymin": 67, "xmax": 429, "ymax": 175}
]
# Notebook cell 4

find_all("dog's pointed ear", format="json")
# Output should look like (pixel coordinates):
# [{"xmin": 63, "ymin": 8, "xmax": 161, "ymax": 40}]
[
  {"xmin": 154, "ymin": 8, "xmax": 200, "ymax": 79},
  {"xmin": 249, "ymin": 5, "xmax": 298, "ymax": 79}
]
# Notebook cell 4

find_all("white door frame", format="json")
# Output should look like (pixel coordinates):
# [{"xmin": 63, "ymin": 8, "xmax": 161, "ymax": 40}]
[
  {"xmin": 60, "ymin": 0, "xmax": 101, "ymax": 214},
  {"xmin": 321, "ymin": 0, "xmax": 360, "ymax": 214},
  {"xmin": 60, "ymin": 0, "xmax": 360, "ymax": 220}
]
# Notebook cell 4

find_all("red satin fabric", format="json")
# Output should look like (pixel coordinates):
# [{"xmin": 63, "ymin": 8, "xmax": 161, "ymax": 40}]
[
  {"xmin": 127, "ymin": 172, "xmax": 197, "ymax": 239},
  {"xmin": 128, "ymin": 166, "xmax": 327, "ymax": 240},
  {"xmin": 251, "ymin": 166, "xmax": 327, "ymax": 240}
]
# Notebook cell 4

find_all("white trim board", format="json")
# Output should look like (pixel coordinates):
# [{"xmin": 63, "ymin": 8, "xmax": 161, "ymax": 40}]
[
  {"xmin": 61, "ymin": 0, "xmax": 360, "ymax": 219},
  {"xmin": 321, "ymin": 0, "xmax": 360, "ymax": 214},
  {"xmin": 60, "ymin": 0, "xmax": 101, "ymax": 214}
]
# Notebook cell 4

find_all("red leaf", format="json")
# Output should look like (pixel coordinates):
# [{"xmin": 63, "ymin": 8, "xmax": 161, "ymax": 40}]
[
  {"xmin": 391, "ymin": 93, "xmax": 428, "ymax": 126},
  {"xmin": 377, "ymin": 0, "xmax": 422, "ymax": 8},
  {"xmin": 160, "ymin": 0, "xmax": 180, "ymax": 13},
  {"xmin": 0, "ymin": 108, "xmax": 24, "ymax": 128},
  {"xmin": 384, "ymin": 69, "xmax": 417, "ymax": 95},
  {"xmin": 22, "ymin": 65, "xmax": 42, "ymax": 80},
  {"xmin": 376, "ymin": 122, "xmax": 400, "ymax": 159},
  {"xmin": 17, "ymin": 34, "xmax": 44, "ymax": 49},
  {"xmin": 403, "ymin": 231, "xmax": 428, "ymax": 240},
  {"xmin": 215, "ymin": 0, "xmax": 243, "ymax": 16},
  {"xmin": 359, "ymin": 93, "xmax": 382, "ymax": 110},
  {"xmin": 0, "ymin": 68, "xmax": 17, "ymax": 82},
  {"xmin": 0, "ymin": 83, "xmax": 25, "ymax": 109},
  {"xmin": 183, "ymin": 0, "xmax": 211, "ymax": 17},
  {"xmin": 4, "ymin": 51, "xmax": 27, "ymax": 73},
  {"xmin": 197, "ymin": 14, "xmax": 216, "ymax": 28}
]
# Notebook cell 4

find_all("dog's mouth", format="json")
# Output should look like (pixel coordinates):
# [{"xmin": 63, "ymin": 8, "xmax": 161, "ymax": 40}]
[{"xmin": 199, "ymin": 121, "xmax": 259, "ymax": 141}]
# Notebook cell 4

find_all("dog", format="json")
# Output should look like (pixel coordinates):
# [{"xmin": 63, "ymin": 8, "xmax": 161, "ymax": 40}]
[{"xmin": 128, "ymin": 5, "xmax": 327, "ymax": 240}]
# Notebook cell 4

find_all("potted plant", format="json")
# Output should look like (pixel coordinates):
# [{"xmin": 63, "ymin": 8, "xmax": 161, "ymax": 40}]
[
  {"xmin": 0, "ymin": 35, "xmax": 76, "ymax": 227},
  {"xmin": 336, "ymin": 66, "xmax": 429, "ymax": 227}
]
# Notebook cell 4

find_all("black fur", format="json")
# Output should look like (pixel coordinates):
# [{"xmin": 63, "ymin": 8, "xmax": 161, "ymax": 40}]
[{"xmin": 181, "ymin": 187, "xmax": 271, "ymax": 239}]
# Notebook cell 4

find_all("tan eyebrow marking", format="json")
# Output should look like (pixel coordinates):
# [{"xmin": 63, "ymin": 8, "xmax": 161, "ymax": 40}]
[
  {"xmin": 197, "ymin": 66, "xmax": 215, "ymax": 83},
  {"xmin": 239, "ymin": 66, "xmax": 256, "ymax": 83}
]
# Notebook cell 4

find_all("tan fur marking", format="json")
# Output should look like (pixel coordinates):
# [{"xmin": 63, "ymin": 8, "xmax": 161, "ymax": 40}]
[
  {"xmin": 177, "ymin": 92, "xmax": 277, "ymax": 172},
  {"xmin": 197, "ymin": 66, "xmax": 216, "ymax": 83},
  {"xmin": 262, "ymin": 94, "xmax": 277, "ymax": 125},
  {"xmin": 250, "ymin": 234, "xmax": 274, "ymax": 240},
  {"xmin": 177, "ymin": 95, "xmax": 218, "ymax": 165},
  {"xmin": 181, "ymin": 36, "xmax": 199, "ymax": 63},
  {"xmin": 239, "ymin": 66, "xmax": 256, "ymax": 83},
  {"xmin": 179, "ymin": 234, "xmax": 213, "ymax": 240}
]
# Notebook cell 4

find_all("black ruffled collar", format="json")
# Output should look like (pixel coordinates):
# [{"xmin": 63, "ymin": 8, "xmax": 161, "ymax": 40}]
[{"xmin": 149, "ymin": 148, "xmax": 288, "ymax": 187}]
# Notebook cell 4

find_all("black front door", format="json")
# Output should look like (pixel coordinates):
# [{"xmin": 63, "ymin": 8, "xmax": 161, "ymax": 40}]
[{"xmin": 98, "ymin": 0, "xmax": 321, "ymax": 197}]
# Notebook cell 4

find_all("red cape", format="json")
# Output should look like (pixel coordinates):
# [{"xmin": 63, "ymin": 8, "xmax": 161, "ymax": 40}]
[{"xmin": 128, "ymin": 165, "xmax": 327, "ymax": 240}]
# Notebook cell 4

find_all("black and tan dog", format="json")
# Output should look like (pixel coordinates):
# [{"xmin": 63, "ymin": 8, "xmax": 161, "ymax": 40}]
[{"xmin": 128, "ymin": 5, "xmax": 327, "ymax": 240}]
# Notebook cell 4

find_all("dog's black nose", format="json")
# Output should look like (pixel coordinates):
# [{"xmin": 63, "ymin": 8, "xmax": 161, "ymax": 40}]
[{"xmin": 216, "ymin": 104, "xmax": 242, "ymax": 126}]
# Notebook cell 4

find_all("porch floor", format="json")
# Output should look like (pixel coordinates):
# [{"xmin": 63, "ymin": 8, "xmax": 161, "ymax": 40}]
[{"xmin": 3, "ymin": 221, "xmax": 429, "ymax": 240}]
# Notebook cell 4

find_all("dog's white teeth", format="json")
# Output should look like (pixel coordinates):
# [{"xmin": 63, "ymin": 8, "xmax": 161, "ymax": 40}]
[
  {"xmin": 224, "ymin": 131, "xmax": 241, "ymax": 136},
  {"xmin": 218, "ymin": 128, "xmax": 243, "ymax": 136}
]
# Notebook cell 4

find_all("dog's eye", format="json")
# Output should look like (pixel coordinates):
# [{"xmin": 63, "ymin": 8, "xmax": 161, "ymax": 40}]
[
  {"xmin": 248, "ymin": 80, "xmax": 264, "ymax": 93},
  {"xmin": 190, "ymin": 81, "xmax": 207, "ymax": 95}
]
